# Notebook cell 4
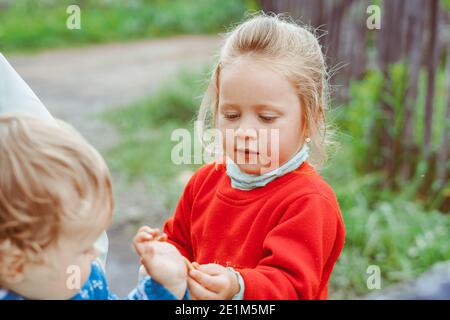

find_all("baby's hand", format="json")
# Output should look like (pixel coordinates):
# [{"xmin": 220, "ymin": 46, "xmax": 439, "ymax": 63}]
[
  {"xmin": 133, "ymin": 226, "xmax": 187, "ymax": 299},
  {"xmin": 188, "ymin": 262, "xmax": 240, "ymax": 300},
  {"xmin": 133, "ymin": 226, "xmax": 167, "ymax": 242}
]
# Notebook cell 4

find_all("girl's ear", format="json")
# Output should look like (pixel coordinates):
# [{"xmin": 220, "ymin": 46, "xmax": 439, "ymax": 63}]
[
  {"xmin": 298, "ymin": 95, "xmax": 310, "ymax": 133},
  {"xmin": 299, "ymin": 109, "xmax": 310, "ymax": 139}
]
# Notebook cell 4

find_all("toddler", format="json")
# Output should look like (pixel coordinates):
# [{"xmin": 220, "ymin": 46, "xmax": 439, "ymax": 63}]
[{"xmin": 0, "ymin": 115, "xmax": 188, "ymax": 300}]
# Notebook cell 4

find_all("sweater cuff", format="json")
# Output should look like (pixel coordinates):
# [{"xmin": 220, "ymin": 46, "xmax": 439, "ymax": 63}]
[{"xmin": 227, "ymin": 267, "xmax": 245, "ymax": 300}]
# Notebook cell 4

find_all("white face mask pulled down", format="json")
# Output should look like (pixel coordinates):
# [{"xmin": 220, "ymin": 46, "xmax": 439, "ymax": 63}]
[{"xmin": 225, "ymin": 143, "xmax": 310, "ymax": 190}]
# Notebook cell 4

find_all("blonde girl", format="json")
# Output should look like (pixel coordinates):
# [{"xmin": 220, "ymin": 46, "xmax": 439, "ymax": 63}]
[{"xmin": 163, "ymin": 13, "xmax": 346, "ymax": 300}]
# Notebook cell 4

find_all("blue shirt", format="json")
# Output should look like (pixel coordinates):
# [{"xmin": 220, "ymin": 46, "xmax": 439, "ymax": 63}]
[{"xmin": 0, "ymin": 261, "xmax": 189, "ymax": 300}]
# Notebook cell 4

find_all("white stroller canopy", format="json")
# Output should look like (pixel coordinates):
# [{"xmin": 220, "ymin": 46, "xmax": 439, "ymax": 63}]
[{"xmin": 0, "ymin": 53, "xmax": 52, "ymax": 119}]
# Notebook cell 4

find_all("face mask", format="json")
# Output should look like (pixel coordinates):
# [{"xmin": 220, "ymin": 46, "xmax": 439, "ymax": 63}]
[{"xmin": 226, "ymin": 143, "xmax": 310, "ymax": 190}]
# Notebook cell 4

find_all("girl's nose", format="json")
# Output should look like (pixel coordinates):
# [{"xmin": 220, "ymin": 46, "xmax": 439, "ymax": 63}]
[{"xmin": 235, "ymin": 127, "xmax": 258, "ymax": 140}]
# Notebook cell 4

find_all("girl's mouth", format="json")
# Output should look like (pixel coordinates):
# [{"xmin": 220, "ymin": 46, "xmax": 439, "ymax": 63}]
[{"xmin": 235, "ymin": 148, "xmax": 259, "ymax": 155}]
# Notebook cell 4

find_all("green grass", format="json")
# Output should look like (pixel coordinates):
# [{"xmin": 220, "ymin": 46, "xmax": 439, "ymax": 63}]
[
  {"xmin": 103, "ymin": 67, "xmax": 450, "ymax": 299},
  {"xmin": 0, "ymin": 0, "xmax": 259, "ymax": 53}
]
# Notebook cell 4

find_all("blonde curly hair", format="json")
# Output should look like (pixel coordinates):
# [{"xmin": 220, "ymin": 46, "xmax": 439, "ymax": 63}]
[
  {"xmin": 197, "ymin": 13, "xmax": 334, "ymax": 168},
  {"xmin": 0, "ymin": 115, "xmax": 113, "ymax": 283}
]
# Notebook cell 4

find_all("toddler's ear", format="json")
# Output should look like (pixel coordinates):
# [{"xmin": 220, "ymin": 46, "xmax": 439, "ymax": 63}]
[{"xmin": 1, "ymin": 258, "xmax": 25, "ymax": 284}]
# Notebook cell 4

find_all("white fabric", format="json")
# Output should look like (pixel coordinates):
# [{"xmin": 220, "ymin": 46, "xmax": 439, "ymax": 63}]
[
  {"xmin": 227, "ymin": 267, "xmax": 245, "ymax": 300},
  {"xmin": 0, "ymin": 289, "xmax": 8, "ymax": 300},
  {"xmin": 226, "ymin": 143, "xmax": 310, "ymax": 190},
  {"xmin": 0, "ymin": 53, "xmax": 52, "ymax": 118}
]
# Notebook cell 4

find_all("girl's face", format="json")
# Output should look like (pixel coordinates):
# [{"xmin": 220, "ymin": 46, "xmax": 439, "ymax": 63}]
[{"xmin": 217, "ymin": 57, "xmax": 305, "ymax": 174}]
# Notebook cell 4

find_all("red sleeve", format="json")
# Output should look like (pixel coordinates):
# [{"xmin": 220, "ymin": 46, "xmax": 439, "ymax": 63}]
[
  {"xmin": 163, "ymin": 172, "xmax": 196, "ymax": 261},
  {"xmin": 237, "ymin": 194, "xmax": 345, "ymax": 300}
]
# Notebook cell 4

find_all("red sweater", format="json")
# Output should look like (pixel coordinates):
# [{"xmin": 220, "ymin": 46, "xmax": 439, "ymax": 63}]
[{"xmin": 164, "ymin": 161, "xmax": 345, "ymax": 299}]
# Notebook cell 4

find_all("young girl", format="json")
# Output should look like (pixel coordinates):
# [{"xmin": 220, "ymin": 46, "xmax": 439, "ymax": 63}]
[{"xmin": 162, "ymin": 14, "xmax": 346, "ymax": 300}]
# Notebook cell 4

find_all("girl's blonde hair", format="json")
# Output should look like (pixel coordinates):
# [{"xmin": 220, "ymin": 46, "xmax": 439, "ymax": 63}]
[
  {"xmin": 197, "ymin": 13, "xmax": 333, "ymax": 168},
  {"xmin": 0, "ymin": 115, "xmax": 113, "ymax": 283}
]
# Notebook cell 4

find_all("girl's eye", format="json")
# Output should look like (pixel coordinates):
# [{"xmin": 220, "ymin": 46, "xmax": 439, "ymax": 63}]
[
  {"xmin": 224, "ymin": 113, "xmax": 240, "ymax": 120},
  {"xmin": 259, "ymin": 115, "xmax": 277, "ymax": 123}
]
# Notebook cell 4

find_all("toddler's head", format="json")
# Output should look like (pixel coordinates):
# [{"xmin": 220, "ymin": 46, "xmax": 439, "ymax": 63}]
[
  {"xmin": 0, "ymin": 115, "xmax": 113, "ymax": 299},
  {"xmin": 198, "ymin": 13, "xmax": 331, "ymax": 174}
]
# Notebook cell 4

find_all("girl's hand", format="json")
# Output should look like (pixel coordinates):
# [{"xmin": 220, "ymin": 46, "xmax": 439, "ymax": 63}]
[{"xmin": 188, "ymin": 263, "xmax": 240, "ymax": 300}]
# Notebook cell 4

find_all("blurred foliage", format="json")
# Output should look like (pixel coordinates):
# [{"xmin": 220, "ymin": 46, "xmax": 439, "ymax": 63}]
[
  {"xmin": 338, "ymin": 63, "xmax": 448, "ymax": 172},
  {"xmin": 322, "ymin": 142, "xmax": 450, "ymax": 299},
  {"xmin": 0, "ymin": 0, "xmax": 259, "ymax": 52},
  {"xmin": 336, "ymin": 62, "xmax": 449, "ymax": 209},
  {"xmin": 104, "ymin": 66, "xmax": 450, "ymax": 299},
  {"xmin": 443, "ymin": 0, "xmax": 450, "ymax": 10},
  {"xmin": 103, "ymin": 67, "xmax": 207, "ymax": 208}
]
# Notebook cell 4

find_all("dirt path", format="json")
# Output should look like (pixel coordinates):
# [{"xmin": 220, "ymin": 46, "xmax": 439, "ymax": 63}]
[{"xmin": 7, "ymin": 35, "xmax": 221, "ymax": 296}]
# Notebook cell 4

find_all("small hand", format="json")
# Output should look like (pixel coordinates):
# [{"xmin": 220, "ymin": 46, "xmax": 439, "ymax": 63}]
[
  {"xmin": 133, "ymin": 226, "xmax": 187, "ymax": 299},
  {"xmin": 134, "ymin": 226, "xmax": 167, "ymax": 244},
  {"xmin": 188, "ymin": 263, "xmax": 239, "ymax": 300}
]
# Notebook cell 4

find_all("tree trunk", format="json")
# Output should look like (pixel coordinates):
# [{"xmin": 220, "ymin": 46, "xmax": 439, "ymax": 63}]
[
  {"xmin": 423, "ymin": 0, "xmax": 440, "ymax": 153},
  {"xmin": 399, "ymin": 0, "xmax": 425, "ymax": 180}
]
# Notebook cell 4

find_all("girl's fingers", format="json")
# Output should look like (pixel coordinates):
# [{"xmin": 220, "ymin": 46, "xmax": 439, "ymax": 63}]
[
  {"xmin": 151, "ymin": 228, "xmax": 161, "ymax": 235},
  {"xmin": 196, "ymin": 263, "xmax": 223, "ymax": 275},
  {"xmin": 183, "ymin": 257, "xmax": 194, "ymax": 272},
  {"xmin": 188, "ymin": 277, "xmax": 217, "ymax": 300},
  {"xmin": 189, "ymin": 269, "xmax": 221, "ymax": 293},
  {"xmin": 158, "ymin": 233, "xmax": 168, "ymax": 242}
]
